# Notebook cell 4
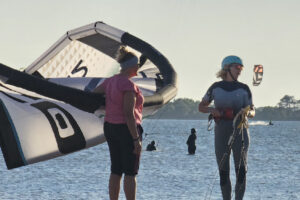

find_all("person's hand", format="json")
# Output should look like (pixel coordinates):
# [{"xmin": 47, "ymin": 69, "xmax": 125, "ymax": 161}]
[
  {"xmin": 240, "ymin": 105, "xmax": 252, "ymax": 118},
  {"xmin": 133, "ymin": 140, "xmax": 142, "ymax": 154},
  {"xmin": 211, "ymin": 108, "xmax": 222, "ymax": 118}
]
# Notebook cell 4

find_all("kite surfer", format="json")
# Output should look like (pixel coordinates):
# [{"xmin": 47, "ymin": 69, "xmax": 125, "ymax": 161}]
[
  {"xmin": 94, "ymin": 46, "xmax": 144, "ymax": 200},
  {"xmin": 198, "ymin": 55, "xmax": 255, "ymax": 200}
]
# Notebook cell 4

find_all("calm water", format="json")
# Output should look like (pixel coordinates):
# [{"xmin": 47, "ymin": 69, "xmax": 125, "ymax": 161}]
[{"xmin": 0, "ymin": 120, "xmax": 299, "ymax": 200}]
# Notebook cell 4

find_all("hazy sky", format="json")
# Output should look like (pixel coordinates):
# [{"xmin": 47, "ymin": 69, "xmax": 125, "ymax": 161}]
[{"xmin": 0, "ymin": 0, "xmax": 299, "ymax": 107}]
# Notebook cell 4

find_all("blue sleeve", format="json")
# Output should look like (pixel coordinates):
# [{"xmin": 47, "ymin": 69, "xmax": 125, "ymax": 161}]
[
  {"xmin": 244, "ymin": 84, "xmax": 253, "ymax": 107},
  {"xmin": 202, "ymin": 82, "xmax": 217, "ymax": 103}
]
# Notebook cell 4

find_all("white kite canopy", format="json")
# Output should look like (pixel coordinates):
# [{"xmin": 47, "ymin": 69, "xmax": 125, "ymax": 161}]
[
  {"xmin": 25, "ymin": 22, "xmax": 125, "ymax": 77},
  {"xmin": 0, "ymin": 21, "xmax": 177, "ymax": 169},
  {"xmin": 25, "ymin": 21, "xmax": 177, "ymax": 108}
]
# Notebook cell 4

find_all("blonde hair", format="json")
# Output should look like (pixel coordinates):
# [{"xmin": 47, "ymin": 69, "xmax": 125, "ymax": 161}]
[
  {"xmin": 116, "ymin": 46, "xmax": 138, "ymax": 72},
  {"xmin": 216, "ymin": 65, "xmax": 229, "ymax": 80},
  {"xmin": 116, "ymin": 46, "xmax": 137, "ymax": 63}
]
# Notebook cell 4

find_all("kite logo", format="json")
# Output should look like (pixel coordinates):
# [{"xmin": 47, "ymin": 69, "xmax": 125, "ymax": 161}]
[
  {"xmin": 69, "ymin": 59, "xmax": 88, "ymax": 77},
  {"xmin": 31, "ymin": 101, "xmax": 86, "ymax": 154},
  {"xmin": 0, "ymin": 89, "xmax": 86, "ymax": 154}
]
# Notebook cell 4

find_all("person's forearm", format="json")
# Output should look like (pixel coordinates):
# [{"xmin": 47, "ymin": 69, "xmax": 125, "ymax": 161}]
[
  {"xmin": 199, "ymin": 106, "xmax": 215, "ymax": 113},
  {"xmin": 93, "ymin": 84, "xmax": 105, "ymax": 94},
  {"xmin": 125, "ymin": 114, "xmax": 139, "ymax": 139}
]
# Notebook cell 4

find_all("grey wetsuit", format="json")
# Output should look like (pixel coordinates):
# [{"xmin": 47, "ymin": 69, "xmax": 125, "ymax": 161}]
[{"xmin": 202, "ymin": 80, "xmax": 253, "ymax": 200}]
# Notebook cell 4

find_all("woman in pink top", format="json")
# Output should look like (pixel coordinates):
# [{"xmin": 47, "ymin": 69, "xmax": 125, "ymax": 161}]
[{"xmin": 94, "ymin": 47, "xmax": 144, "ymax": 200}]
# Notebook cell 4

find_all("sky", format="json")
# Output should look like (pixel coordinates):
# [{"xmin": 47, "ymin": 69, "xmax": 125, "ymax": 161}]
[{"xmin": 0, "ymin": 0, "xmax": 299, "ymax": 107}]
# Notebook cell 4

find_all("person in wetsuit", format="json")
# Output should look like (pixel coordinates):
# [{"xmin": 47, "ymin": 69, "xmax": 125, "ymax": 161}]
[
  {"xmin": 146, "ymin": 140, "xmax": 156, "ymax": 151},
  {"xmin": 186, "ymin": 128, "xmax": 197, "ymax": 154},
  {"xmin": 198, "ymin": 55, "xmax": 255, "ymax": 200}
]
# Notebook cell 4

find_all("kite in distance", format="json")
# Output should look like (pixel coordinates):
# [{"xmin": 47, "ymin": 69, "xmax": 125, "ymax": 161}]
[{"xmin": 253, "ymin": 64, "xmax": 263, "ymax": 86}]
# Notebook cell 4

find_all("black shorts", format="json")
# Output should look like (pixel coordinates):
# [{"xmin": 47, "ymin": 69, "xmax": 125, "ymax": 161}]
[{"xmin": 104, "ymin": 122, "xmax": 143, "ymax": 176}]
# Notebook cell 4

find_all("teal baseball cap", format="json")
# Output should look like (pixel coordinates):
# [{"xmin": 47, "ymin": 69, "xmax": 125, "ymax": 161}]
[{"xmin": 221, "ymin": 55, "xmax": 243, "ymax": 69}]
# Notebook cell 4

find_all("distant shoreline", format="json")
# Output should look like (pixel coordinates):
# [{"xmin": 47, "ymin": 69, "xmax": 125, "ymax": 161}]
[
  {"xmin": 146, "ymin": 118, "xmax": 300, "ymax": 121},
  {"xmin": 148, "ymin": 98, "xmax": 300, "ymax": 121}
]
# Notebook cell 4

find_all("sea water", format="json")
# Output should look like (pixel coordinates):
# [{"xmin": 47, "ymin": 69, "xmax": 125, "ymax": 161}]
[{"xmin": 0, "ymin": 120, "xmax": 299, "ymax": 200}]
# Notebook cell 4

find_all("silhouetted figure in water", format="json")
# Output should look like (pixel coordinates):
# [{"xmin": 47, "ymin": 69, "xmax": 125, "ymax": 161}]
[
  {"xmin": 269, "ymin": 120, "xmax": 273, "ymax": 125},
  {"xmin": 186, "ymin": 128, "xmax": 197, "ymax": 154},
  {"xmin": 146, "ymin": 140, "xmax": 156, "ymax": 151}
]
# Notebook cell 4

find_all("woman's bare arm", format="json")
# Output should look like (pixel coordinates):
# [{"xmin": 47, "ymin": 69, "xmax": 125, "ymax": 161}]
[
  {"xmin": 123, "ymin": 91, "xmax": 141, "ymax": 154},
  {"xmin": 93, "ymin": 84, "xmax": 105, "ymax": 94}
]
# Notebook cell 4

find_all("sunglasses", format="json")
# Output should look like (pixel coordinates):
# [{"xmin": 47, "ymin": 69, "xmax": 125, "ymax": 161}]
[{"xmin": 230, "ymin": 63, "xmax": 244, "ymax": 70}]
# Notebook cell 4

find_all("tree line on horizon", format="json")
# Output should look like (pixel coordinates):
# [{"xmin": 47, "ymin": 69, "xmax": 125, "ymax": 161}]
[{"xmin": 148, "ymin": 95, "xmax": 300, "ymax": 121}]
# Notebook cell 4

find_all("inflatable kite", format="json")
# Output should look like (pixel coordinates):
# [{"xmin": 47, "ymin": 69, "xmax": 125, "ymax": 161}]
[
  {"xmin": 0, "ymin": 21, "xmax": 177, "ymax": 169},
  {"xmin": 253, "ymin": 64, "xmax": 263, "ymax": 86}
]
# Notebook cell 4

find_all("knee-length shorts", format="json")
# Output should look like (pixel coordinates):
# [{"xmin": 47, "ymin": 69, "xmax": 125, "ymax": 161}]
[{"xmin": 104, "ymin": 122, "xmax": 143, "ymax": 176}]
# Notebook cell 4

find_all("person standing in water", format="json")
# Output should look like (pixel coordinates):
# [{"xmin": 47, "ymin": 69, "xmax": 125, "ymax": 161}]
[
  {"xmin": 94, "ymin": 46, "xmax": 144, "ymax": 200},
  {"xmin": 198, "ymin": 55, "xmax": 255, "ymax": 200},
  {"xmin": 186, "ymin": 128, "xmax": 197, "ymax": 154}
]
